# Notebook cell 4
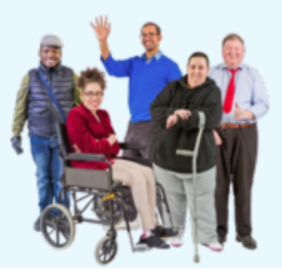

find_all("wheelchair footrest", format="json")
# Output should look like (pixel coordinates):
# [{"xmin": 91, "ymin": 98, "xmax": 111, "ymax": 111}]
[{"xmin": 133, "ymin": 244, "xmax": 151, "ymax": 252}]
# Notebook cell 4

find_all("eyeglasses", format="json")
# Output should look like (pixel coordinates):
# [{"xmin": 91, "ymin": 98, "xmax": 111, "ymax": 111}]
[
  {"xmin": 140, "ymin": 33, "xmax": 158, "ymax": 39},
  {"xmin": 82, "ymin": 91, "xmax": 104, "ymax": 98}
]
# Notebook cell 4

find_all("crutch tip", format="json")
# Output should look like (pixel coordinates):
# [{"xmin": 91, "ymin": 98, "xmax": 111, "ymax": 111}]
[{"xmin": 194, "ymin": 254, "xmax": 200, "ymax": 263}]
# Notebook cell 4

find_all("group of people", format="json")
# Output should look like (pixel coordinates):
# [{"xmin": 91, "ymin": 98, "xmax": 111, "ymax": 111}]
[{"xmin": 11, "ymin": 16, "xmax": 269, "ymax": 253}]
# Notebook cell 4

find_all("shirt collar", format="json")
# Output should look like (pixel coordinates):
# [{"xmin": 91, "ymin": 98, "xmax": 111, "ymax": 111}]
[
  {"xmin": 141, "ymin": 51, "xmax": 162, "ymax": 63},
  {"xmin": 220, "ymin": 62, "xmax": 244, "ymax": 71}
]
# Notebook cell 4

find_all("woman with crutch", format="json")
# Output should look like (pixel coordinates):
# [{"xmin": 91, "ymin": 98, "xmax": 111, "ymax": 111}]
[{"xmin": 150, "ymin": 52, "xmax": 223, "ymax": 258}]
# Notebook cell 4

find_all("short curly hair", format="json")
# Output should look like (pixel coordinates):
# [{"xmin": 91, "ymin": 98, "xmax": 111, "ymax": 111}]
[{"xmin": 77, "ymin": 68, "xmax": 107, "ymax": 90}]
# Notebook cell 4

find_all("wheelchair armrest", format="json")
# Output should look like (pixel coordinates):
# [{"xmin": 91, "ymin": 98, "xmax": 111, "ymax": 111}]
[
  {"xmin": 65, "ymin": 153, "xmax": 106, "ymax": 162},
  {"xmin": 119, "ymin": 142, "xmax": 146, "ymax": 150}
]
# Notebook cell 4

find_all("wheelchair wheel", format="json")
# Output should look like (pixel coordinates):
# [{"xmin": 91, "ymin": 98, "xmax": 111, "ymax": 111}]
[
  {"xmin": 93, "ymin": 195, "xmax": 123, "ymax": 225},
  {"xmin": 40, "ymin": 204, "xmax": 75, "ymax": 250},
  {"xmin": 95, "ymin": 236, "xmax": 118, "ymax": 265}
]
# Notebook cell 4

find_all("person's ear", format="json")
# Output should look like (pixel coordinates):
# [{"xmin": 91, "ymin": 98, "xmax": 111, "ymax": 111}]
[{"xmin": 158, "ymin": 34, "xmax": 162, "ymax": 43}]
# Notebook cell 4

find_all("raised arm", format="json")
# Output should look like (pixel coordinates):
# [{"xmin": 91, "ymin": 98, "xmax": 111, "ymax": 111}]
[{"xmin": 90, "ymin": 15, "xmax": 132, "ymax": 77}]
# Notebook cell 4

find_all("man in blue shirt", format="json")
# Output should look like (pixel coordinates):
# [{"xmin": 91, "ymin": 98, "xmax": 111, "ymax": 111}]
[
  {"xmin": 90, "ymin": 16, "xmax": 182, "ymax": 228},
  {"xmin": 209, "ymin": 34, "xmax": 269, "ymax": 249}
]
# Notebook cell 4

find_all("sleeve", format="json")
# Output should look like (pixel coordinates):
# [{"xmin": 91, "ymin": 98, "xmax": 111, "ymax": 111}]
[
  {"xmin": 73, "ymin": 73, "xmax": 82, "ymax": 106},
  {"xmin": 104, "ymin": 111, "xmax": 120, "ymax": 156},
  {"xmin": 150, "ymin": 82, "xmax": 178, "ymax": 129},
  {"xmin": 66, "ymin": 109, "xmax": 114, "ymax": 155},
  {"xmin": 248, "ymin": 71, "xmax": 269, "ymax": 120},
  {"xmin": 167, "ymin": 62, "xmax": 182, "ymax": 83},
  {"xmin": 101, "ymin": 53, "xmax": 133, "ymax": 77},
  {"xmin": 176, "ymin": 87, "xmax": 222, "ymax": 130},
  {"xmin": 12, "ymin": 74, "xmax": 30, "ymax": 137}
]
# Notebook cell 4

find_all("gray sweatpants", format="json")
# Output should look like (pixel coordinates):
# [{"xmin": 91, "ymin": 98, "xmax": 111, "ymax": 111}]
[{"xmin": 153, "ymin": 164, "xmax": 218, "ymax": 244}]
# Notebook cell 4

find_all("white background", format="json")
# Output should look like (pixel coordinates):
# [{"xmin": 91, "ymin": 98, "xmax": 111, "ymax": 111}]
[{"xmin": 0, "ymin": 0, "xmax": 280, "ymax": 269}]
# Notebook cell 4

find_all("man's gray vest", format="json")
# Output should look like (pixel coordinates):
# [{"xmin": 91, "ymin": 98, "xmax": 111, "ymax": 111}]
[{"xmin": 28, "ymin": 63, "xmax": 75, "ymax": 138}]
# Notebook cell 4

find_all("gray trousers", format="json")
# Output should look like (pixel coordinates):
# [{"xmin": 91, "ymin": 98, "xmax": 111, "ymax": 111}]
[{"xmin": 153, "ymin": 164, "xmax": 218, "ymax": 244}]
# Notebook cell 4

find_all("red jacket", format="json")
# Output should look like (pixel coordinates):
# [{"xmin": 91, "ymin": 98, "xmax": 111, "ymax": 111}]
[{"xmin": 66, "ymin": 103, "xmax": 120, "ymax": 170}]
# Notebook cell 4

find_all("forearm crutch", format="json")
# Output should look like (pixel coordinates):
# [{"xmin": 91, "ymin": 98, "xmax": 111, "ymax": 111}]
[{"xmin": 176, "ymin": 111, "xmax": 206, "ymax": 263}]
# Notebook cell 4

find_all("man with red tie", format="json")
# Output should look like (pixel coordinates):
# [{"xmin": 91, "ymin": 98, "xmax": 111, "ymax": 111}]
[{"xmin": 209, "ymin": 34, "xmax": 269, "ymax": 249}]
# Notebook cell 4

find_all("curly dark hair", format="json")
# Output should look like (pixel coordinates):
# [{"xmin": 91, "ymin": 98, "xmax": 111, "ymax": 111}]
[{"xmin": 77, "ymin": 68, "xmax": 107, "ymax": 90}]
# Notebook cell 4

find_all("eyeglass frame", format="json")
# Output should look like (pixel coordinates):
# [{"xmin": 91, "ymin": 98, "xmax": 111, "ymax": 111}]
[
  {"xmin": 82, "ymin": 90, "xmax": 104, "ymax": 98},
  {"xmin": 139, "ymin": 32, "xmax": 159, "ymax": 39}
]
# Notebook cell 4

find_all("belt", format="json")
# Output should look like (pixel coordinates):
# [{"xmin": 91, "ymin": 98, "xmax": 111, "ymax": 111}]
[{"xmin": 217, "ymin": 123, "xmax": 255, "ymax": 129}]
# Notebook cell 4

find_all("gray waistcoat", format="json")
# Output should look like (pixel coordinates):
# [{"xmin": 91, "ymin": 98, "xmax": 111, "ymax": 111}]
[{"xmin": 28, "ymin": 63, "xmax": 74, "ymax": 138}]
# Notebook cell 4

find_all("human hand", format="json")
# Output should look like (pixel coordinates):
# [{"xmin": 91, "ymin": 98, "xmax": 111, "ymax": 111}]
[
  {"xmin": 90, "ymin": 15, "xmax": 111, "ymax": 43},
  {"xmin": 73, "ymin": 144, "xmax": 81, "ymax": 153},
  {"xmin": 166, "ymin": 115, "xmax": 178, "ymax": 129},
  {"xmin": 234, "ymin": 103, "xmax": 254, "ymax": 120},
  {"xmin": 174, "ymin": 109, "xmax": 192, "ymax": 120},
  {"xmin": 108, "ymin": 134, "xmax": 117, "ymax": 145},
  {"xmin": 213, "ymin": 130, "xmax": 222, "ymax": 145},
  {"xmin": 11, "ymin": 136, "xmax": 23, "ymax": 155}
]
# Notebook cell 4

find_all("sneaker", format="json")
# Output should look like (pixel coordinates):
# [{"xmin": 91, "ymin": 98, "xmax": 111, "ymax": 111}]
[
  {"xmin": 171, "ymin": 231, "xmax": 184, "ymax": 247},
  {"xmin": 152, "ymin": 226, "xmax": 178, "ymax": 239},
  {"xmin": 34, "ymin": 216, "xmax": 41, "ymax": 232},
  {"xmin": 236, "ymin": 235, "xmax": 257, "ymax": 249},
  {"xmin": 203, "ymin": 242, "xmax": 223, "ymax": 252},
  {"xmin": 138, "ymin": 235, "xmax": 170, "ymax": 249},
  {"xmin": 103, "ymin": 218, "xmax": 140, "ymax": 231}
]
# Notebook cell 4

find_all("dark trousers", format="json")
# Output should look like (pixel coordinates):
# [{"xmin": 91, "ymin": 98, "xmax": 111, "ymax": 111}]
[
  {"xmin": 123, "ymin": 120, "xmax": 164, "ymax": 222},
  {"xmin": 215, "ymin": 124, "xmax": 258, "ymax": 238}
]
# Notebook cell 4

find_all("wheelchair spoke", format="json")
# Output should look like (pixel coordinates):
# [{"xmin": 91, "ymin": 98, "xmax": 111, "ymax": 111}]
[
  {"xmin": 47, "ymin": 228, "xmax": 55, "ymax": 235},
  {"xmin": 56, "ymin": 229, "xmax": 60, "ymax": 245}
]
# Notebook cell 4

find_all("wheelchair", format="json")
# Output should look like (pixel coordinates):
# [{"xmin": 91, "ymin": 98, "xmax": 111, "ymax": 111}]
[{"xmin": 40, "ymin": 121, "xmax": 173, "ymax": 265}]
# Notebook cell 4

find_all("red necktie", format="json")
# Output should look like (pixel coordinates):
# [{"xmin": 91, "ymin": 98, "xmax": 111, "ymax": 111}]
[{"xmin": 223, "ymin": 68, "xmax": 240, "ymax": 113}]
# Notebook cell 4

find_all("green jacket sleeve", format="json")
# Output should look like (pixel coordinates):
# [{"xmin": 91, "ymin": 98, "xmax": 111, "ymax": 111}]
[
  {"xmin": 73, "ymin": 73, "xmax": 82, "ymax": 106},
  {"xmin": 12, "ymin": 74, "xmax": 30, "ymax": 137}
]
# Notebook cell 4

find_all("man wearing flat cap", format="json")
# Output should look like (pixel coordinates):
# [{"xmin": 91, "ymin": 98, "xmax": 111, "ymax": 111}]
[{"xmin": 11, "ymin": 35, "xmax": 81, "ymax": 231}]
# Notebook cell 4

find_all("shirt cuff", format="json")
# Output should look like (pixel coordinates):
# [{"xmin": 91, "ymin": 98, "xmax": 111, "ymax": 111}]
[{"xmin": 100, "ymin": 53, "xmax": 113, "ymax": 64}]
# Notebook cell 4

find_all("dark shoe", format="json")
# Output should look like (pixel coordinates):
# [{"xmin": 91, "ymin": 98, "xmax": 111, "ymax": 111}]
[
  {"xmin": 218, "ymin": 236, "xmax": 227, "ymax": 245},
  {"xmin": 34, "ymin": 216, "xmax": 41, "ymax": 232},
  {"xmin": 152, "ymin": 226, "xmax": 178, "ymax": 239},
  {"xmin": 138, "ymin": 235, "xmax": 170, "ymax": 249},
  {"xmin": 236, "ymin": 235, "xmax": 257, "ymax": 249}
]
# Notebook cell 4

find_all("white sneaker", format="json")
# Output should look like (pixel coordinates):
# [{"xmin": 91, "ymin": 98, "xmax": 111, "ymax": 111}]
[
  {"xmin": 103, "ymin": 218, "xmax": 140, "ymax": 231},
  {"xmin": 203, "ymin": 241, "xmax": 223, "ymax": 252},
  {"xmin": 171, "ymin": 231, "xmax": 184, "ymax": 247}
]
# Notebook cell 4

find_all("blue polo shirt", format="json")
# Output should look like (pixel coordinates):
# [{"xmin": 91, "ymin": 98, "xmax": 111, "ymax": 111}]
[{"xmin": 101, "ymin": 52, "xmax": 182, "ymax": 122}]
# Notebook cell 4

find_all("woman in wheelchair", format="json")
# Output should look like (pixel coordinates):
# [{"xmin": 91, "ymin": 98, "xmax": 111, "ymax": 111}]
[
  {"xmin": 150, "ymin": 52, "xmax": 223, "ymax": 251},
  {"xmin": 66, "ymin": 68, "xmax": 176, "ymax": 249}
]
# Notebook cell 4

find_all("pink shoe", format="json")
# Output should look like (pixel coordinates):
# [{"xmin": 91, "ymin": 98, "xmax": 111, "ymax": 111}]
[
  {"xmin": 203, "ymin": 242, "xmax": 223, "ymax": 252},
  {"xmin": 171, "ymin": 232, "xmax": 184, "ymax": 247}
]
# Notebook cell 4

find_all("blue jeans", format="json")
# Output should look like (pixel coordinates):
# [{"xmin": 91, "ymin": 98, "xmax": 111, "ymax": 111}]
[{"xmin": 30, "ymin": 133, "xmax": 69, "ymax": 212}]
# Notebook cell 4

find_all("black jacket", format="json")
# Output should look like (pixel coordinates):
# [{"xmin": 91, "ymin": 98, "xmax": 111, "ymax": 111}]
[
  {"xmin": 28, "ymin": 63, "xmax": 75, "ymax": 138},
  {"xmin": 150, "ymin": 75, "xmax": 222, "ymax": 173}
]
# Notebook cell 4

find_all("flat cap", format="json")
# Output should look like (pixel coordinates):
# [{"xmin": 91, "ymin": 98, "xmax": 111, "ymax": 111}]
[{"xmin": 40, "ymin": 34, "xmax": 63, "ymax": 48}]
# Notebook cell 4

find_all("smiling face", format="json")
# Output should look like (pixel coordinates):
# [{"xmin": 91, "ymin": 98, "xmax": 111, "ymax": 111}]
[
  {"xmin": 81, "ymin": 82, "xmax": 104, "ymax": 113},
  {"xmin": 141, "ymin": 25, "xmax": 162, "ymax": 52},
  {"xmin": 39, "ymin": 46, "xmax": 61, "ymax": 68},
  {"xmin": 187, "ymin": 57, "xmax": 209, "ymax": 88},
  {"xmin": 222, "ymin": 39, "xmax": 245, "ymax": 69}
]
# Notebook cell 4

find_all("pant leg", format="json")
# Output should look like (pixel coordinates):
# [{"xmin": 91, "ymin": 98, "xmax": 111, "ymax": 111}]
[
  {"xmin": 232, "ymin": 124, "xmax": 258, "ymax": 237},
  {"xmin": 215, "ymin": 127, "xmax": 235, "ymax": 238},
  {"xmin": 30, "ymin": 133, "xmax": 52, "ymax": 212},
  {"xmin": 112, "ymin": 160, "xmax": 154, "ymax": 231},
  {"xmin": 182, "ymin": 167, "xmax": 218, "ymax": 244},
  {"xmin": 153, "ymin": 164, "xmax": 186, "ymax": 228},
  {"xmin": 122, "ymin": 121, "xmax": 141, "ymax": 158},
  {"xmin": 115, "ymin": 159, "xmax": 156, "ymax": 225},
  {"xmin": 50, "ymin": 137, "xmax": 69, "ymax": 207}
]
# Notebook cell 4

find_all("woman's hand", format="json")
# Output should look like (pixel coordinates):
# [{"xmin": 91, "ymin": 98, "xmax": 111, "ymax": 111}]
[
  {"xmin": 166, "ymin": 115, "xmax": 178, "ymax": 129},
  {"xmin": 73, "ymin": 144, "xmax": 82, "ymax": 153},
  {"xmin": 174, "ymin": 109, "xmax": 192, "ymax": 120},
  {"xmin": 90, "ymin": 15, "xmax": 111, "ymax": 43},
  {"xmin": 108, "ymin": 134, "xmax": 117, "ymax": 145},
  {"xmin": 213, "ymin": 130, "xmax": 222, "ymax": 145}
]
